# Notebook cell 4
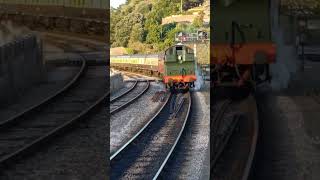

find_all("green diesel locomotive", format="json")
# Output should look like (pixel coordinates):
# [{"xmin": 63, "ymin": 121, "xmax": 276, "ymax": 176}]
[
  {"xmin": 163, "ymin": 44, "xmax": 197, "ymax": 91},
  {"xmin": 110, "ymin": 44, "xmax": 197, "ymax": 91}
]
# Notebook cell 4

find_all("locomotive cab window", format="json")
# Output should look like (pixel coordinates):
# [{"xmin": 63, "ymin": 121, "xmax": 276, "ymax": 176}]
[
  {"xmin": 165, "ymin": 47, "xmax": 177, "ymax": 62},
  {"xmin": 176, "ymin": 46, "xmax": 183, "ymax": 51},
  {"xmin": 175, "ymin": 46, "xmax": 184, "ymax": 62},
  {"xmin": 184, "ymin": 47, "xmax": 195, "ymax": 62}
]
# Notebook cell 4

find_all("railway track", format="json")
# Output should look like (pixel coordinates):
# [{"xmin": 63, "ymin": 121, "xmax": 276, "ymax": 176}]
[
  {"xmin": 211, "ymin": 97, "xmax": 259, "ymax": 180},
  {"xmin": 42, "ymin": 34, "xmax": 106, "ymax": 52},
  {"xmin": 0, "ymin": 37, "xmax": 108, "ymax": 170},
  {"xmin": 110, "ymin": 92, "xmax": 191, "ymax": 180},
  {"xmin": 110, "ymin": 81, "xmax": 137, "ymax": 102},
  {"xmin": 110, "ymin": 80, "xmax": 150, "ymax": 115},
  {"xmin": 1, "ymin": 90, "xmax": 109, "ymax": 179},
  {"xmin": 211, "ymin": 99, "xmax": 238, "ymax": 168},
  {"xmin": 42, "ymin": 34, "xmax": 107, "ymax": 65},
  {"xmin": 0, "ymin": 59, "xmax": 85, "ymax": 130},
  {"xmin": 157, "ymin": 92, "xmax": 210, "ymax": 179}
]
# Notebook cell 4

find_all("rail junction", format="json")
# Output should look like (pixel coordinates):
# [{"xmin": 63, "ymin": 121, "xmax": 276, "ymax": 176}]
[
  {"xmin": 0, "ymin": 1, "xmax": 108, "ymax": 178},
  {"xmin": 108, "ymin": 69, "xmax": 211, "ymax": 179}
]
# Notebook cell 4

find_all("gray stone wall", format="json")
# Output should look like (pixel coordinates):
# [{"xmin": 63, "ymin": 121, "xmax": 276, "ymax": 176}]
[
  {"xmin": 0, "ymin": 34, "xmax": 44, "ymax": 105},
  {"xmin": 110, "ymin": 73, "xmax": 124, "ymax": 94},
  {"xmin": 184, "ymin": 42, "xmax": 210, "ymax": 65}
]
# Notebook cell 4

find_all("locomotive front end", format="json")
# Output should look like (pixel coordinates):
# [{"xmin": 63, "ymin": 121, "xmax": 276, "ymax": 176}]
[
  {"xmin": 163, "ymin": 44, "xmax": 197, "ymax": 91},
  {"xmin": 212, "ymin": 0, "xmax": 276, "ymax": 90}
]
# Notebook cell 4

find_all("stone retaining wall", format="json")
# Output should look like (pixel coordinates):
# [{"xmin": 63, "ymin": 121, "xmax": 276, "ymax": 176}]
[
  {"xmin": 184, "ymin": 42, "xmax": 210, "ymax": 65},
  {"xmin": 0, "ymin": 34, "xmax": 44, "ymax": 105},
  {"xmin": 110, "ymin": 73, "xmax": 124, "ymax": 94}
]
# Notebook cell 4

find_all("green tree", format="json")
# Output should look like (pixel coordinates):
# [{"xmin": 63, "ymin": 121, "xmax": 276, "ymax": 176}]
[
  {"xmin": 161, "ymin": 23, "xmax": 177, "ymax": 40},
  {"xmin": 126, "ymin": 48, "xmax": 136, "ymax": 54},
  {"xmin": 192, "ymin": 10, "xmax": 204, "ymax": 28},
  {"xmin": 135, "ymin": 2, "xmax": 152, "ymax": 14},
  {"xmin": 112, "ymin": 16, "xmax": 131, "ymax": 47},
  {"xmin": 110, "ymin": 0, "xmax": 200, "ymax": 52},
  {"xmin": 146, "ymin": 23, "xmax": 161, "ymax": 44},
  {"xmin": 129, "ymin": 23, "xmax": 145, "ymax": 42}
]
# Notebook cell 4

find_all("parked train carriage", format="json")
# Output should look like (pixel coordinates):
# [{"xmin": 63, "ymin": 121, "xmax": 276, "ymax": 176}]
[
  {"xmin": 163, "ymin": 44, "xmax": 197, "ymax": 90},
  {"xmin": 110, "ymin": 54, "xmax": 162, "ymax": 76},
  {"xmin": 212, "ymin": 0, "xmax": 276, "ymax": 89}
]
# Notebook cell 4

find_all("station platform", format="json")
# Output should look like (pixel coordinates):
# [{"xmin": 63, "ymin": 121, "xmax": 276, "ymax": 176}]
[{"xmin": 254, "ymin": 57, "xmax": 320, "ymax": 179}]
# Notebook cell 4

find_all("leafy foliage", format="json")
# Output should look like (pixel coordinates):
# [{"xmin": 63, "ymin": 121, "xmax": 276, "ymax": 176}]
[
  {"xmin": 192, "ymin": 10, "xmax": 204, "ymax": 28},
  {"xmin": 110, "ymin": 0, "xmax": 206, "ymax": 54}
]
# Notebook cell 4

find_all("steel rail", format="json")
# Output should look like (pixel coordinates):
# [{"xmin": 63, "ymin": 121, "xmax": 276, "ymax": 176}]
[
  {"xmin": 110, "ymin": 92, "xmax": 191, "ymax": 180},
  {"xmin": 0, "ymin": 36, "xmax": 108, "ymax": 169},
  {"xmin": 0, "ymin": 90, "xmax": 109, "ymax": 168},
  {"xmin": 110, "ymin": 92, "xmax": 171, "ymax": 160},
  {"xmin": 241, "ymin": 100, "xmax": 259, "ymax": 180},
  {"xmin": 110, "ymin": 81, "xmax": 150, "ymax": 115},
  {"xmin": 211, "ymin": 99, "xmax": 235, "ymax": 169},
  {"xmin": 43, "ymin": 35, "xmax": 104, "ymax": 52},
  {"xmin": 0, "ymin": 58, "xmax": 86, "ymax": 130},
  {"xmin": 153, "ymin": 92, "xmax": 192, "ymax": 180},
  {"xmin": 110, "ymin": 80, "xmax": 138, "ymax": 103}
]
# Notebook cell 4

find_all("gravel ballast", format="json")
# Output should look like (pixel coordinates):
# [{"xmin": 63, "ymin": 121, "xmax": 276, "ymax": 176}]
[
  {"xmin": 159, "ymin": 89, "xmax": 210, "ymax": 180},
  {"xmin": 110, "ymin": 81, "xmax": 135, "ymax": 100},
  {"xmin": 0, "ymin": 105, "xmax": 107, "ymax": 180},
  {"xmin": 110, "ymin": 82, "xmax": 166, "ymax": 155}
]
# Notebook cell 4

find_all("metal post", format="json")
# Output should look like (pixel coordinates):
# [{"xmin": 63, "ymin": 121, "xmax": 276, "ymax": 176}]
[
  {"xmin": 298, "ymin": 17, "xmax": 307, "ymax": 72},
  {"xmin": 194, "ymin": 43, "xmax": 197, "ymax": 58},
  {"xmin": 303, "ymin": 17, "xmax": 308, "ymax": 72},
  {"xmin": 301, "ymin": 38, "xmax": 305, "ymax": 72}
]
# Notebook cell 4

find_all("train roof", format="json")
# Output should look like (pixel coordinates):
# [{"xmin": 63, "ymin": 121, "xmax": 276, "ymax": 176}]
[
  {"xmin": 111, "ymin": 44, "xmax": 193, "ymax": 58},
  {"xmin": 164, "ymin": 43, "xmax": 194, "ymax": 54},
  {"xmin": 110, "ymin": 54, "xmax": 161, "ymax": 58}
]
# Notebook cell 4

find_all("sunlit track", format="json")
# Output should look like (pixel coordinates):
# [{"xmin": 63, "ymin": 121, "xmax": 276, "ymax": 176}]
[
  {"xmin": 110, "ymin": 81, "xmax": 150, "ymax": 115},
  {"xmin": 110, "ymin": 81, "xmax": 138, "ymax": 103},
  {"xmin": 157, "ymin": 92, "xmax": 210, "ymax": 179},
  {"xmin": 110, "ymin": 92, "xmax": 191, "ymax": 180}
]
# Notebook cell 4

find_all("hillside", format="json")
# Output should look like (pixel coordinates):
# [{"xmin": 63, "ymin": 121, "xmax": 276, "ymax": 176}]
[
  {"xmin": 162, "ymin": 0, "xmax": 210, "ymax": 25},
  {"xmin": 110, "ymin": 0, "xmax": 206, "ymax": 54}
]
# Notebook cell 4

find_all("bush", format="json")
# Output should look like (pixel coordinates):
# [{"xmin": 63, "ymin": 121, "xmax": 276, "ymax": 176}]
[{"xmin": 126, "ymin": 48, "xmax": 136, "ymax": 55}]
